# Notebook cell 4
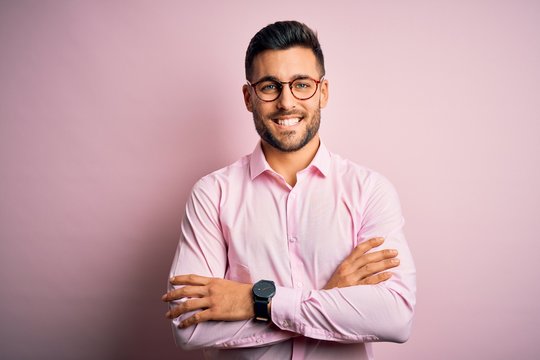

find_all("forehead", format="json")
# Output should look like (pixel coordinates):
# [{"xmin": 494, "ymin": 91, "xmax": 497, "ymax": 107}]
[{"xmin": 251, "ymin": 46, "xmax": 319, "ymax": 81}]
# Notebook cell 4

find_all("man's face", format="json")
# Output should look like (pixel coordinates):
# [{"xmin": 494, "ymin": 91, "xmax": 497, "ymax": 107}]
[{"xmin": 243, "ymin": 47, "xmax": 329, "ymax": 152}]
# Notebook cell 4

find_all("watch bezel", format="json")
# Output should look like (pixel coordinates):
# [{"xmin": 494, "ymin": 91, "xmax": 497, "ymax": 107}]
[{"xmin": 253, "ymin": 280, "xmax": 276, "ymax": 299}]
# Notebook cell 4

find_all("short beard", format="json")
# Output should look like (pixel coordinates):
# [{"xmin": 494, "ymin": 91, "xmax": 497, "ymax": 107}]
[{"xmin": 252, "ymin": 108, "xmax": 321, "ymax": 153}]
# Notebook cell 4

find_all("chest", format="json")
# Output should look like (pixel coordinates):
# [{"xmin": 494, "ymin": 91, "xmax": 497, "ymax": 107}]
[{"xmin": 220, "ymin": 178, "xmax": 363, "ymax": 288}]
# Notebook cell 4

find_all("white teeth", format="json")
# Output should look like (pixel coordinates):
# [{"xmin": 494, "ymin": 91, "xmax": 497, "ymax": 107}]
[{"xmin": 277, "ymin": 118, "xmax": 300, "ymax": 126}]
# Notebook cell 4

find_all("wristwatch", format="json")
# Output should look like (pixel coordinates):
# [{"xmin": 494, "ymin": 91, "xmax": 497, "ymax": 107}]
[{"xmin": 252, "ymin": 280, "xmax": 276, "ymax": 322}]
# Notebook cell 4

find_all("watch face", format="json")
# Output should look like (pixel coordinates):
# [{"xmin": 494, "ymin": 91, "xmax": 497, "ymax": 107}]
[{"xmin": 253, "ymin": 280, "xmax": 276, "ymax": 298}]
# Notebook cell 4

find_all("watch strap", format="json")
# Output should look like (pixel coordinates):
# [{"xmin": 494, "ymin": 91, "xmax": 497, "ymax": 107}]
[{"xmin": 254, "ymin": 298, "xmax": 271, "ymax": 322}]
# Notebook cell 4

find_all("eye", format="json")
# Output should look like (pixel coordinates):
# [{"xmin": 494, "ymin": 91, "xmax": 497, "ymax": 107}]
[
  {"xmin": 262, "ymin": 84, "xmax": 276, "ymax": 91},
  {"xmin": 258, "ymin": 81, "xmax": 280, "ymax": 93},
  {"xmin": 293, "ymin": 80, "xmax": 313, "ymax": 91}
]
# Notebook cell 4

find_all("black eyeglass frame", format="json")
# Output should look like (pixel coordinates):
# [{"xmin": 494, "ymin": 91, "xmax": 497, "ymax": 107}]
[{"xmin": 247, "ymin": 76, "xmax": 324, "ymax": 102}]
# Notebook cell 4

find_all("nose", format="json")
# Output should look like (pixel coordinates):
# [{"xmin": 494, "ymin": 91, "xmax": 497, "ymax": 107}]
[{"xmin": 276, "ymin": 84, "xmax": 296, "ymax": 110}]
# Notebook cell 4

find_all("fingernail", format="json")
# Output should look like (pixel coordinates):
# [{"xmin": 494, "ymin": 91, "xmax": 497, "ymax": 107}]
[
  {"xmin": 165, "ymin": 311, "xmax": 171, "ymax": 318},
  {"xmin": 161, "ymin": 294, "xmax": 167, "ymax": 301},
  {"xmin": 391, "ymin": 258, "xmax": 400, "ymax": 264},
  {"xmin": 390, "ymin": 249, "xmax": 398, "ymax": 255},
  {"xmin": 169, "ymin": 276, "xmax": 175, "ymax": 283}
]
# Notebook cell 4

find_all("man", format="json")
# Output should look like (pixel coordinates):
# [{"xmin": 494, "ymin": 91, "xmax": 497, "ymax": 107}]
[{"xmin": 162, "ymin": 21, "xmax": 416, "ymax": 359}]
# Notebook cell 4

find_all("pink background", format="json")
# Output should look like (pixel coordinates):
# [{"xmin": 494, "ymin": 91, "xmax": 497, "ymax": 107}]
[{"xmin": 1, "ymin": 1, "xmax": 539, "ymax": 359}]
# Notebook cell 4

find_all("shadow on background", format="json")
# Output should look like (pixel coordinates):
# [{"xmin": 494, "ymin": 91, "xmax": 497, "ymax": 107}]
[{"xmin": 108, "ymin": 93, "xmax": 239, "ymax": 360}]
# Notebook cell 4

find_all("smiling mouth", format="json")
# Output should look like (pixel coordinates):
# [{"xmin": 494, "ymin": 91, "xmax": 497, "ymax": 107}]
[{"xmin": 272, "ymin": 117, "xmax": 302, "ymax": 127}]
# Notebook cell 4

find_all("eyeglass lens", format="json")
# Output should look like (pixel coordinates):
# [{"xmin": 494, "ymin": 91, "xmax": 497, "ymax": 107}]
[{"xmin": 255, "ymin": 78, "xmax": 318, "ymax": 101}]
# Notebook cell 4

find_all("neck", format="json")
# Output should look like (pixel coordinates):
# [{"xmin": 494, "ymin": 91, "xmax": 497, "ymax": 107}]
[{"xmin": 261, "ymin": 134, "xmax": 320, "ymax": 187}]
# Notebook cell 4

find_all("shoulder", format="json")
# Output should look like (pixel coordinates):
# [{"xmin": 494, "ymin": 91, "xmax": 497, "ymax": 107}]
[
  {"xmin": 328, "ymin": 152, "xmax": 403, "ymax": 217},
  {"xmin": 191, "ymin": 154, "xmax": 251, "ymax": 194},
  {"xmin": 329, "ymin": 152, "xmax": 394, "ymax": 191}
]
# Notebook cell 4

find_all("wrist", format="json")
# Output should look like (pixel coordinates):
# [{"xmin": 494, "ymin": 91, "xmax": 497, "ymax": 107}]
[{"xmin": 252, "ymin": 280, "xmax": 275, "ymax": 322}]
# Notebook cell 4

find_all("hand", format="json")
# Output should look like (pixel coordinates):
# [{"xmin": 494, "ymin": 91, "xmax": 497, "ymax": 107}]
[
  {"xmin": 323, "ymin": 237, "xmax": 399, "ymax": 289},
  {"xmin": 162, "ymin": 274, "xmax": 254, "ymax": 328}
]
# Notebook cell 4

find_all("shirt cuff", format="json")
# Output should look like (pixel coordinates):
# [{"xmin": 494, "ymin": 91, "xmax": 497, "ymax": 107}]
[{"xmin": 271, "ymin": 285, "xmax": 304, "ymax": 334}]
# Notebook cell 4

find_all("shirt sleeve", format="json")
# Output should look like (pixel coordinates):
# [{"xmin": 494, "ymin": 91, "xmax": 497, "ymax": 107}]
[
  {"xmin": 270, "ymin": 173, "xmax": 416, "ymax": 343},
  {"xmin": 168, "ymin": 177, "xmax": 296, "ymax": 350}
]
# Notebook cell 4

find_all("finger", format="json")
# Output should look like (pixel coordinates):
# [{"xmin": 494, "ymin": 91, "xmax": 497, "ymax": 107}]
[
  {"xmin": 349, "ymin": 237, "xmax": 385, "ymax": 262},
  {"xmin": 352, "ymin": 248, "xmax": 398, "ymax": 270},
  {"xmin": 162, "ymin": 285, "xmax": 208, "ymax": 302},
  {"xmin": 359, "ymin": 271, "xmax": 393, "ymax": 285},
  {"xmin": 356, "ymin": 258, "xmax": 400, "ymax": 280},
  {"xmin": 170, "ymin": 274, "xmax": 212, "ymax": 286},
  {"xmin": 179, "ymin": 309, "xmax": 213, "ymax": 328},
  {"xmin": 166, "ymin": 298, "xmax": 210, "ymax": 319},
  {"xmin": 332, "ymin": 238, "xmax": 387, "ymax": 277}
]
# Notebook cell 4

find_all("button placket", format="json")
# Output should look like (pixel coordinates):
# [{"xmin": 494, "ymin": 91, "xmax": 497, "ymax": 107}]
[{"xmin": 286, "ymin": 190, "xmax": 304, "ymax": 294}]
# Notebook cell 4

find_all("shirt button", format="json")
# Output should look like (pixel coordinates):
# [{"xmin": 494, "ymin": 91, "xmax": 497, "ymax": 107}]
[
  {"xmin": 256, "ymin": 338, "xmax": 262, "ymax": 344},
  {"xmin": 289, "ymin": 236, "xmax": 297, "ymax": 243},
  {"xmin": 296, "ymin": 282, "xmax": 303, "ymax": 288},
  {"xmin": 281, "ymin": 320, "xmax": 289, "ymax": 328},
  {"xmin": 290, "ymin": 193, "xmax": 296, "ymax": 199}
]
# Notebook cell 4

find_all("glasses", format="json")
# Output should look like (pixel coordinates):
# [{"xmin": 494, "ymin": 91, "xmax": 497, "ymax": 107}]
[{"xmin": 247, "ymin": 76, "xmax": 323, "ymax": 102}]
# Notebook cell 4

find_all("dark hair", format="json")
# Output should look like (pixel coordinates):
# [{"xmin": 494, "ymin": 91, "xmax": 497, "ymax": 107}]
[{"xmin": 245, "ymin": 20, "xmax": 325, "ymax": 80}]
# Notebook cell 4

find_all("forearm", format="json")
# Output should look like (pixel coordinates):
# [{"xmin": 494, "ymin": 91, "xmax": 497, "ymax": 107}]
[
  {"xmin": 168, "ymin": 268, "xmax": 296, "ymax": 349},
  {"xmin": 271, "ymin": 281, "xmax": 414, "ymax": 343},
  {"xmin": 270, "ymin": 236, "xmax": 416, "ymax": 344},
  {"xmin": 170, "ymin": 308, "xmax": 295, "ymax": 349}
]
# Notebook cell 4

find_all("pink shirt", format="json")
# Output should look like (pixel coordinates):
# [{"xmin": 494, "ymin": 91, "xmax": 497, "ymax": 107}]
[{"xmin": 168, "ymin": 141, "xmax": 416, "ymax": 359}]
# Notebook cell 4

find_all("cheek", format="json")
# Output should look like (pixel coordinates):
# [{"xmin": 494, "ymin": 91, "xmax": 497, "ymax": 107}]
[
  {"xmin": 251, "ymin": 106, "xmax": 267, "ymax": 122},
  {"xmin": 253, "ymin": 103, "xmax": 273, "ymax": 118},
  {"xmin": 304, "ymin": 100, "xmax": 321, "ymax": 115}
]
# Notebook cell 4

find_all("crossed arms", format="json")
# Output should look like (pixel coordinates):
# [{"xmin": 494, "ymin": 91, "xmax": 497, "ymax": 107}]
[
  {"xmin": 162, "ymin": 177, "xmax": 416, "ymax": 349},
  {"xmin": 164, "ymin": 237, "xmax": 399, "ymax": 326}
]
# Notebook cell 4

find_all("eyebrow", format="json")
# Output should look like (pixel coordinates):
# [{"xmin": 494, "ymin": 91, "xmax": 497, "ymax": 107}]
[{"xmin": 253, "ymin": 74, "xmax": 314, "ymax": 83}]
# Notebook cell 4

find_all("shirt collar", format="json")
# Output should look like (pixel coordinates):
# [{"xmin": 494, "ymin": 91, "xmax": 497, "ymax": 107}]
[
  {"xmin": 309, "ymin": 141, "xmax": 331, "ymax": 177},
  {"xmin": 249, "ymin": 140, "xmax": 331, "ymax": 180},
  {"xmin": 249, "ymin": 142, "xmax": 273, "ymax": 180}
]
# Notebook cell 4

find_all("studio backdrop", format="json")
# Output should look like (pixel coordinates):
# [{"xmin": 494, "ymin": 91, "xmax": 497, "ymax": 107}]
[{"xmin": 1, "ymin": 1, "xmax": 539, "ymax": 359}]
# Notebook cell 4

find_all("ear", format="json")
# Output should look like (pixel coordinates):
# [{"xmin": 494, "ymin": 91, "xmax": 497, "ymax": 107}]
[
  {"xmin": 242, "ymin": 84, "xmax": 253, "ymax": 112},
  {"xmin": 319, "ymin": 79, "xmax": 329, "ymax": 109}
]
